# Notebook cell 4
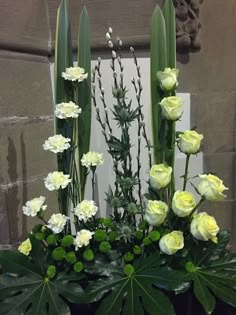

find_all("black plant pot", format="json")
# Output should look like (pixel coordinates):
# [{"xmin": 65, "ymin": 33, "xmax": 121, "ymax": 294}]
[{"xmin": 69, "ymin": 294, "xmax": 236, "ymax": 315}]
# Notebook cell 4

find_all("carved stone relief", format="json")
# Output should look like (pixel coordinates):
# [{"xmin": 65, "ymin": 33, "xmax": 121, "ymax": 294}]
[{"xmin": 173, "ymin": 0, "xmax": 204, "ymax": 53}]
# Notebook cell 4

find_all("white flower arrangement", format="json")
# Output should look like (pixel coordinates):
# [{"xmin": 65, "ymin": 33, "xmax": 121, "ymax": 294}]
[
  {"xmin": 74, "ymin": 229, "xmax": 94, "ymax": 250},
  {"xmin": 47, "ymin": 213, "xmax": 69, "ymax": 234},
  {"xmin": 22, "ymin": 196, "xmax": 47, "ymax": 217},
  {"xmin": 44, "ymin": 171, "xmax": 71, "ymax": 191},
  {"xmin": 55, "ymin": 101, "xmax": 82, "ymax": 119},
  {"xmin": 43, "ymin": 134, "xmax": 71, "ymax": 153},
  {"xmin": 74, "ymin": 200, "xmax": 98, "ymax": 222},
  {"xmin": 81, "ymin": 151, "xmax": 104, "ymax": 168},
  {"xmin": 62, "ymin": 66, "xmax": 88, "ymax": 82}
]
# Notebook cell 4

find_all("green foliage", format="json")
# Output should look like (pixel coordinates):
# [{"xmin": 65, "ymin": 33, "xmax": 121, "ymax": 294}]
[
  {"xmin": 54, "ymin": 0, "xmax": 73, "ymax": 215},
  {"xmin": 133, "ymin": 245, "xmax": 142, "ymax": 255},
  {"xmin": 47, "ymin": 265, "xmax": 57, "ymax": 279},
  {"xmin": 99, "ymin": 241, "xmax": 112, "ymax": 254},
  {"xmin": 124, "ymin": 252, "xmax": 134, "ymax": 262},
  {"xmin": 150, "ymin": 5, "xmax": 167, "ymax": 164},
  {"xmin": 46, "ymin": 234, "xmax": 57, "ymax": 245},
  {"xmin": 77, "ymin": 7, "xmax": 92, "ymax": 200},
  {"xmin": 0, "ymin": 250, "xmax": 83, "ymax": 315},
  {"xmin": 52, "ymin": 247, "xmax": 66, "ymax": 261},
  {"xmin": 84, "ymin": 254, "xmax": 188, "ymax": 315},
  {"xmin": 61, "ymin": 235, "xmax": 74, "ymax": 247},
  {"xmin": 94, "ymin": 229, "xmax": 107, "ymax": 242},
  {"xmin": 74, "ymin": 261, "xmax": 84, "ymax": 273},
  {"xmin": 83, "ymin": 249, "xmax": 95, "ymax": 261},
  {"xmin": 186, "ymin": 254, "xmax": 236, "ymax": 314},
  {"xmin": 149, "ymin": 230, "xmax": 161, "ymax": 242},
  {"xmin": 65, "ymin": 251, "xmax": 77, "ymax": 264},
  {"xmin": 162, "ymin": 0, "xmax": 176, "ymax": 69}
]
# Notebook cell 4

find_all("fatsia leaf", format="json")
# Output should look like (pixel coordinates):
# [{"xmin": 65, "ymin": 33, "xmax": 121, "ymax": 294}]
[
  {"xmin": 84, "ymin": 254, "xmax": 188, "ymax": 315},
  {"xmin": 186, "ymin": 253, "xmax": 236, "ymax": 314},
  {"xmin": 0, "ymin": 251, "xmax": 84, "ymax": 315}
]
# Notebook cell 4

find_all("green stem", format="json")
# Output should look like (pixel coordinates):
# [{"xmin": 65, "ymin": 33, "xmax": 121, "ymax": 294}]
[
  {"xmin": 91, "ymin": 168, "xmax": 96, "ymax": 201},
  {"xmin": 183, "ymin": 154, "xmax": 190, "ymax": 191},
  {"xmin": 189, "ymin": 197, "xmax": 205, "ymax": 219}
]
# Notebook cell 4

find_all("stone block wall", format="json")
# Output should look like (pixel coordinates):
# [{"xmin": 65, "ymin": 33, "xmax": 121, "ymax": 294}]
[{"xmin": 0, "ymin": 0, "xmax": 235, "ymax": 249}]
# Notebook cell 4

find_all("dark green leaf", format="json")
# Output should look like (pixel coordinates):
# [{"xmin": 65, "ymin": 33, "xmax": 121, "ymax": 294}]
[
  {"xmin": 85, "ymin": 254, "xmax": 188, "ymax": 315},
  {"xmin": 54, "ymin": 0, "xmax": 73, "ymax": 215},
  {"xmin": 0, "ymin": 251, "xmax": 84, "ymax": 315},
  {"xmin": 186, "ymin": 253, "xmax": 236, "ymax": 314},
  {"xmin": 150, "ymin": 5, "xmax": 167, "ymax": 164},
  {"xmin": 77, "ymin": 7, "xmax": 91, "ymax": 200}
]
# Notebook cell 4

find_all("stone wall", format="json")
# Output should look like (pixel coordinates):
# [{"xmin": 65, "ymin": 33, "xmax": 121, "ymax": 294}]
[{"xmin": 0, "ymin": 0, "xmax": 235, "ymax": 249}]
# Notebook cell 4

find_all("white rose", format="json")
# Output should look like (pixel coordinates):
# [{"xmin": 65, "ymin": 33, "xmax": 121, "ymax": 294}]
[
  {"xmin": 22, "ymin": 196, "xmax": 47, "ymax": 217},
  {"xmin": 159, "ymin": 231, "xmax": 184, "ymax": 255},
  {"xmin": 198, "ymin": 174, "xmax": 228, "ymax": 201},
  {"xmin": 44, "ymin": 172, "xmax": 71, "ymax": 191},
  {"xmin": 81, "ymin": 151, "xmax": 104, "ymax": 168},
  {"xmin": 149, "ymin": 164, "xmax": 172, "ymax": 190},
  {"xmin": 172, "ymin": 191, "xmax": 196, "ymax": 217},
  {"xmin": 74, "ymin": 200, "xmax": 98, "ymax": 222},
  {"xmin": 55, "ymin": 101, "xmax": 81, "ymax": 119},
  {"xmin": 43, "ymin": 134, "xmax": 71, "ymax": 153},
  {"xmin": 145, "ymin": 200, "xmax": 168, "ymax": 226},
  {"xmin": 74, "ymin": 229, "xmax": 94, "ymax": 250},
  {"xmin": 62, "ymin": 66, "xmax": 88, "ymax": 82},
  {"xmin": 47, "ymin": 213, "xmax": 69, "ymax": 234},
  {"xmin": 159, "ymin": 96, "xmax": 183, "ymax": 121},
  {"xmin": 190, "ymin": 212, "xmax": 219, "ymax": 243},
  {"xmin": 178, "ymin": 130, "xmax": 203, "ymax": 154},
  {"xmin": 157, "ymin": 68, "xmax": 179, "ymax": 92}
]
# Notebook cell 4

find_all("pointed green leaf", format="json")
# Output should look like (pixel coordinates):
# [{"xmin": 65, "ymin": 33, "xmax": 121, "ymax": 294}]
[
  {"xmin": 186, "ymin": 254, "xmax": 236, "ymax": 314},
  {"xmin": 162, "ymin": 0, "xmax": 176, "ymax": 68},
  {"xmin": 150, "ymin": 5, "xmax": 167, "ymax": 164},
  {"xmin": 77, "ymin": 7, "xmax": 91, "ymax": 200},
  {"xmin": 54, "ymin": 0, "xmax": 73, "ymax": 214},
  {"xmin": 0, "ymin": 250, "xmax": 84, "ymax": 315},
  {"xmin": 84, "ymin": 254, "xmax": 188, "ymax": 315}
]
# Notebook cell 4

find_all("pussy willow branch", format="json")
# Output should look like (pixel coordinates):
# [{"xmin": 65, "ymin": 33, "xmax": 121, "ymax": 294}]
[
  {"xmin": 91, "ymin": 69, "xmax": 109, "ymax": 143},
  {"xmin": 131, "ymin": 48, "xmax": 152, "ymax": 169},
  {"xmin": 131, "ymin": 78, "xmax": 142, "ymax": 204},
  {"xmin": 95, "ymin": 59, "xmax": 113, "ymax": 134}
]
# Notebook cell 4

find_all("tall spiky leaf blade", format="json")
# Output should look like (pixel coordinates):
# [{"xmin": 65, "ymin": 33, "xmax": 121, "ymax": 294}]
[
  {"xmin": 163, "ymin": 0, "xmax": 176, "ymax": 195},
  {"xmin": 150, "ymin": 5, "xmax": 167, "ymax": 164},
  {"xmin": 162, "ymin": 0, "xmax": 176, "ymax": 68},
  {"xmin": 77, "ymin": 7, "xmax": 91, "ymax": 200},
  {"xmin": 54, "ymin": 0, "xmax": 73, "ymax": 214}
]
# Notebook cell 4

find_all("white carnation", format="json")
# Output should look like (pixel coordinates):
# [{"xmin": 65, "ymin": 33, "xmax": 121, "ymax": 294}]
[
  {"xmin": 44, "ymin": 172, "xmax": 71, "ymax": 191},
  {"xmin": 74, "ymin": 200, "xmax": 98, "ymax": 222},
  {"xmin": 22, "ymin": 196, "xmax": 47, "ymax": 217},
  {"xmin": 62, "ymin": 67, "xmax": 88, "ymax": 82},
  {"xmin": 47, "ymin": 213, "xmax": 69, "ymax": 234},
  {"xmin": 55, "ymin": 101, "xmax": 81, "ymax": 119},
  {"xmin": 81, "ymin": 151, "xmax": 104, "ymax": 168},
  {"xmin": 43, "ymin": 134, "xmax": 71, "ymax": 153},
  {"xmin": 74, "ymin": 229, "xmax": 94, "ymax": 250}
]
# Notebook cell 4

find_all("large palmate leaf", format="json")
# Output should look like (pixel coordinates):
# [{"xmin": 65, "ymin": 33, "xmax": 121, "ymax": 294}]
[
  {"xmin": 54, "ymin": 0, "xmax": 73, "ymax": 215},
  {"xmin": 150, "ymin": 5, "xmax": 167, "ymax": 164},
  {"xmin": 85, "ymin": 254, "xmax": 188, "ymax": 315},
  {"xmin": 77, "ymin": 7, "xmax": 91, "ymax": 200},
  {"xmin": 186, "ymin": 254, "xmax": 236, "ymax": 315},
  {"xmin": 0, "ymin": 251, "xmax": 83, "ymax": 315}
]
